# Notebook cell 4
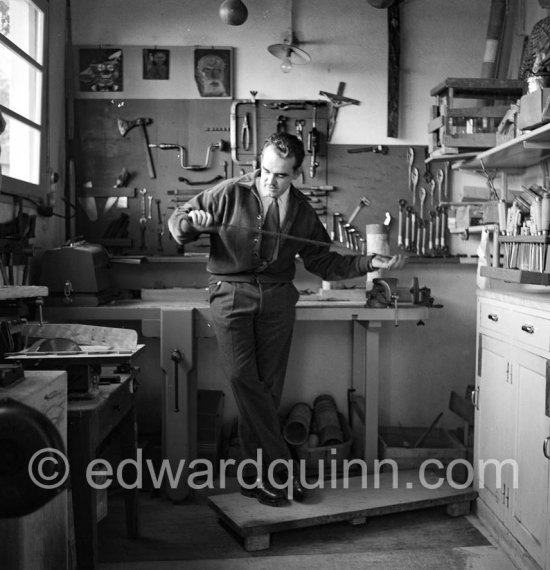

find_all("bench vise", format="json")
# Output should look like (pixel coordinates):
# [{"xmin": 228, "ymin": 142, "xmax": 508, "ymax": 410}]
[{"xmin": 366, "ymin": 277, "xmax": 440, "ymax": 309}]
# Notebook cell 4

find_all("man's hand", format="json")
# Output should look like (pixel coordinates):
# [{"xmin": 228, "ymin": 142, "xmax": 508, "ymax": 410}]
[
  {"xmin": 371, "ymin": 253, "xmax": 406, "ymax": 270},
  {"xmin": 185, "ymin": 209, "xmax": 215, "ymax": 231}
]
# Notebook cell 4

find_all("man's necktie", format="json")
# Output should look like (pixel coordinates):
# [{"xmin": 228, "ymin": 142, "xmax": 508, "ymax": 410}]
[{"xmin": 260, "ymin": 198, "xmax": 280, "ymax": 261}]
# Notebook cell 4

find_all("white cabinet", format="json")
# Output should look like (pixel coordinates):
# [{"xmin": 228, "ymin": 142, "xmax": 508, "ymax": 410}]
[
  {"xmin": 511, "ymin": 348, "xmax": 550, "ymax": 567},
  {"xmin": 475, "ymin": 292, "xmax": 550, "ymax": 569}
]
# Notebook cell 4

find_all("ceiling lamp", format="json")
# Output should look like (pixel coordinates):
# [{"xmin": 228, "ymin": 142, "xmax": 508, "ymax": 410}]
[
  {"xmin": 267, "ymin": 0, "xmax": 311, "ymax": 73},
  {"xmin": 219, "ymin": 0, "xmax": 248, "ymax": 26}
]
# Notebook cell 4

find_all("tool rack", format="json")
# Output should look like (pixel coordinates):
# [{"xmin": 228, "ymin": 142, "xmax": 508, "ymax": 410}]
[
  {"xmin": 73, "ymin": 98, "xmax": 329, "ymax": 256},
  {"xmin": 455, "ymin": 122, "xmax": 550, "ymax": 285},
  {"xmin": 428, "ymin": 78, "xmax": 523, "ymax": 158}
]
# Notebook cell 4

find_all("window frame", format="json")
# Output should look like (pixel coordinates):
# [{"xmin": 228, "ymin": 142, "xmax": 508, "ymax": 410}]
[{"xmin": 0, "ymin": 0, "xmax": 49, "ymax": 199}]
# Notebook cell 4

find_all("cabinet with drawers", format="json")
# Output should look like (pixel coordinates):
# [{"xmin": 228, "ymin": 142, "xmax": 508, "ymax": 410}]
[{"xmin": 475, "ymin": 291, "xmax": 550, "ymax": 569}]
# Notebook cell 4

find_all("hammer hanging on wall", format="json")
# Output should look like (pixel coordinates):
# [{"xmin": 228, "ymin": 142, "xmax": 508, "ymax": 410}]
[{"xmin": 117, "ymin": 117, "xmax": 156, "ymax": 179}]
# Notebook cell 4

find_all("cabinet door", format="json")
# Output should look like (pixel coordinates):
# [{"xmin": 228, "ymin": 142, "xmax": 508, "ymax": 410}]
[
  {"xmin": 475, "ymin": 334, "xmax": 516, "ymax": 519},
  {"xmin": 510, "ymin": 349, "xmax": 550, "ymax": 568}
]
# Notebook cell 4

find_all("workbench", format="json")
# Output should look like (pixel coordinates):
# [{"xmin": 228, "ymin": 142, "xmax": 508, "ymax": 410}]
[
  {"xmin": 68, "ymin": 374, "xmax": 139, "ymax": 570},
  {"xmin": 44, "ymin": 295, "xmax": 429, "ymax": 501}
]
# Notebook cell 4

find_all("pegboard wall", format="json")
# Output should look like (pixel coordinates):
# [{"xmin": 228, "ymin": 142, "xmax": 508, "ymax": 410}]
[
  {"xmin": 73, "ymin": 98, "xmax": 328, "ymax": 255},
  {"xmin": 73, "ymin": 98, "xmax": 430, "ymax": 259},
  {"xmin": 326, "ymin": 145, "xmax": 430, "ymax": 256}
]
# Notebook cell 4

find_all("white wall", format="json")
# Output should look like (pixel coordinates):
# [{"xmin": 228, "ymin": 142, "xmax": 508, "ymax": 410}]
[
  {"xmin": 70, "ymin": 0, "xmax": 491, "ymax": 144},
  {"xmin": 61, "ymin": 0, "xmax": 497, "ymax": 434},
  {"xmin": 39, "ymin": 1, "xmax": 547, "ymax": 436}
]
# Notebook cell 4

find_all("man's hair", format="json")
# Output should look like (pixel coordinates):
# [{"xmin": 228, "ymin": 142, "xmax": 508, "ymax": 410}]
[{"xmin": 262, "ymin": 132, "xmax": 305, "ymax": 170}]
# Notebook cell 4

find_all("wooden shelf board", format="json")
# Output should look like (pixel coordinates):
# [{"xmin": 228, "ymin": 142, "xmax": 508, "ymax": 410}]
[
  {"xmin": 77, "ymin": 187, "xmax": 137, "ymax": 198},
  {"xmin": 430, "ymin": 78, "xmax": 524, "ymax": 98},
  {"xmin": 110, "ymin": 254, "xmax": 208, "ymax": 264},
  {"xmin": 426, "ymin": 152, "xmax": 478, "ymax": 165},
  {"xmin": 480, "ymin": 266, "xmax": 550, "ymax": 285},
  {"xmin": 0, "ymin": 286, "xmax": 48, "ymax": 300},
  {"xmin": 406, "ymin": 255, "xmax": 474, "ymax": 264},
  {"xmin": 498, "ymin": 235, "xmax": 550, "ymax": 244},
  {"xmin": 458, "ymin": 122, "xmax": 550, "ymax": 170}
]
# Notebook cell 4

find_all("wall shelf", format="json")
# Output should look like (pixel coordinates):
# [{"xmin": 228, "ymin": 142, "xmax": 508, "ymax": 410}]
[
  {"xmin": 0, "ymin": 285, "xmax": 48, "ymax": 300},
  {"xmin": 456, "ymin": 122, "xmax": 550, "ymax": 171},
  {"xmin": 480, "ymin": 266, "xmax": 550, "ymax": 285},
  {"xmin": 110, "ymin": 254, "xmax": 208, "ymax": 264}
]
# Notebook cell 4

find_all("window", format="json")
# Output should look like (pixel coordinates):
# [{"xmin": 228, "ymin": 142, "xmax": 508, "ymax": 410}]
[{"xmin": 0, "ymin": 0, "xmax": 47, "ymax": 195}]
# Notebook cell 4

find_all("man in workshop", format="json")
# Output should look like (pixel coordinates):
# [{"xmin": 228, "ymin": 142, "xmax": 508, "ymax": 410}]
[{"xmin": 168, "ymin": 132, "xmax": 404, "ymax": 507}]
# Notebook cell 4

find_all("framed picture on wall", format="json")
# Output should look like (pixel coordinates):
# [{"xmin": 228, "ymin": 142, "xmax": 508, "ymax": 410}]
[
  {"xmin": 78, "ymin": 48, "xmax": 123, "ymax": 92},
  {"xmin": 193, "ymin": 47, "xmax": 233, "ymax": 98},
  {"xmin": 143, "ymin": 48, "xmax": 170, "ymax": 80}
]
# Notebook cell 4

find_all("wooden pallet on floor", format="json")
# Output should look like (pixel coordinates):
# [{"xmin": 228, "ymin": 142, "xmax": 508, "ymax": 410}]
[{"xmin": 208, "ymin": 469, "xmax": 478, "ymax": 551}]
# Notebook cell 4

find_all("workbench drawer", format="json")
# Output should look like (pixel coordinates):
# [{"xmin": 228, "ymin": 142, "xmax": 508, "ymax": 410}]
[
  {"xmin": 479, "ymin": 302, "xmax": 512, "ymax": 336},
  {"xmin": 509, "ymin": 310, "xmax": 550, "ymax": 352}
]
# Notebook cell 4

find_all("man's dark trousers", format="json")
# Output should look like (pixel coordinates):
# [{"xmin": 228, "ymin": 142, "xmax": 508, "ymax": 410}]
[{"xmin": 208, "ymin": 279, "xmax": 299, "ymax": 474}]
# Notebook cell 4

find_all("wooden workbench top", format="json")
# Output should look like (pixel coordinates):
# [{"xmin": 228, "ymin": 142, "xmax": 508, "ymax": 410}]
[{"xmin": 43, "ymin": 296, "xmax": 430, "ymax": 324}]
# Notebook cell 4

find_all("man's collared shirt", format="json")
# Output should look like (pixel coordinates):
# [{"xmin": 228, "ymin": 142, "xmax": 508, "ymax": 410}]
[{"xmin": 258, "ymin": 187, "xmax": 290, "ymax": 227}]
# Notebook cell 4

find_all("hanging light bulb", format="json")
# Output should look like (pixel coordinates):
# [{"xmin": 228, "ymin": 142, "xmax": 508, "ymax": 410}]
[
  {"xmin": 280, "ymin": 59, "xmax": 292, "ymax": 73},
  {"xmin": 219, "ymin": 0, "xmax": 248, "ymax": 26},
  {"xmin": 267, "ymin": 0, "xmax": 311, "ymax": 73}
]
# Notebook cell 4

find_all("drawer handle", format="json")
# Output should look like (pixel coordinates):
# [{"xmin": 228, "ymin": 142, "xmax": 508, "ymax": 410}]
[
  {"xmin": 471, "ymin": 386, "xmax": 479, "ymax": 410},
  {"xmin": 487, "ymin": 313, "xmax": 499, "ymax": 322},
  {"xmin": 544, "ymin": 437, "xmax": 550, "ymax": 460},
  {"xmin": 521, "ymin": 324, "xmax": 535, "ymax": 334}
]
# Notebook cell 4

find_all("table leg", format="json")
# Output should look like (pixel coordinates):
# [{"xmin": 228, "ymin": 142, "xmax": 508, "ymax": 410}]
[
  {"xmin": 160, "ymin": 308, "xmax": 197, "ymax": 503},
  {"xmin": 68, "ymin": 417, "xmax": 98, "ymax": 570},
  {"xmin": 119, "ymin": 407, "xmax": 139, "ymax": 538},
  {"xmin": 364, "ymin": 321, "xmax": 381, "ymax": 465}
]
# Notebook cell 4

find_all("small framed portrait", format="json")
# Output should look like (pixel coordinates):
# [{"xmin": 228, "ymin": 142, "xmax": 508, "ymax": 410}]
[
  {"xmin": 194, "ymin": 47, "xmax": 233, "ymax": 98},
  {"xmin": 143, "ymin": 48, "xmax": 170, "ymax": 80},
  {"xmin": 79, "ymin": 48, "xmax": 123, "ymax": 92}
]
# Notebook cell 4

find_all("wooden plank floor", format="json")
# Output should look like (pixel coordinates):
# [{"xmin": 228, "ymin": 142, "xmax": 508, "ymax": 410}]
[{"xmin": 208, "ymin": 470, "xmax": 478, "ymax": 551}]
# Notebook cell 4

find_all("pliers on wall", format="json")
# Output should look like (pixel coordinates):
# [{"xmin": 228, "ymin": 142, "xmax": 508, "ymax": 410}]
[{"xmin": 241, "ymin": 113, "xmax": 250, "ymax": 151}]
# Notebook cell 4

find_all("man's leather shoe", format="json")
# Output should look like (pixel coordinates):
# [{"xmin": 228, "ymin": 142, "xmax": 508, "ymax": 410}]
[
  {"xmin": 240, "ymin": 478, "xmax": 289, "ymax": 507},
  {"xmin": 274, "ymin": 468, "xmax": 308, "ymax": 502},
  {"xmin": 288, "ymin": 474, "xmax": 307, "ymax": 502}
]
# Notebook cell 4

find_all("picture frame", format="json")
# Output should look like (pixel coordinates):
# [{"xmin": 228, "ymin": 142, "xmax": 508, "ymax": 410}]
[
  {"xmin": 79, "ymin": 48, "xmax": 123, "ymax": 92},
  {"xmin": 143, "ymin": 48, "xmax": 170, "ymax": 80},
  {"xmin": 193, "ymin": 47, "xmax": 233, "ymax": 98}
]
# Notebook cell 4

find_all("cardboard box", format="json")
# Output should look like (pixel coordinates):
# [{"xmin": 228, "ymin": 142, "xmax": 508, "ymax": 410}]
[{"xmin": 517, "ymin": 88, "xmax": 550, "ymax": 131}]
